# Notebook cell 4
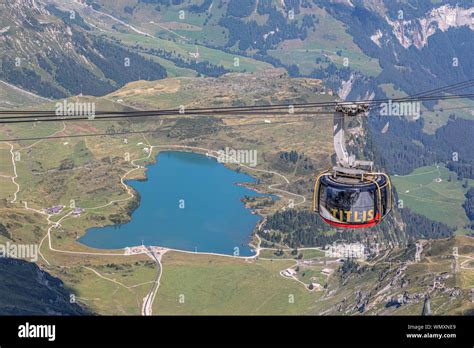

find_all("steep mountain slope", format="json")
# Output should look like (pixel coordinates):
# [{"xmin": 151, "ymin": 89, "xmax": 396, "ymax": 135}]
[
  {"xmin": 318, "ymin": 1, "xmax": 474, "ymax": 96},
  {"xmin": 67, "ymin": 1, "xmax": 473, "ymax": 89},
  {"xmin": 0, "ymin": 257, "xmax": 89, "ymax": 315},
  {"xmin": 64, "ymin": 0, "xmax": 379, "ymax": 77},
  {"xmin": 0, "ymin": 0, "xmax": 170, "ymax": 98},
  {"xmin": 0, "ymin": 0, "xmax": 271, "ymax": 100}
]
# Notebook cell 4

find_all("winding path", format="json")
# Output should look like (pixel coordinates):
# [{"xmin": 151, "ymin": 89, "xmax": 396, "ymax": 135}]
[
  {"xmin": 5, "ymin": 142, "xmax": 19, "ymax": 203},
  {"xmin": 2, "ymin": 136, "xmax": 311, "ymax": 315}
]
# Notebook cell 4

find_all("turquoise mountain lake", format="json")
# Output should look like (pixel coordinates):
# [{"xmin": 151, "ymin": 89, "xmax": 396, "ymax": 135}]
[{"xmin": 79, "ymin": 151, "xmax": 269, "ymax": 256}]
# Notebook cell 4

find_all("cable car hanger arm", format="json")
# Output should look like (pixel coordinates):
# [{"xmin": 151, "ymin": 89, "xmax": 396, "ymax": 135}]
[{"xmin": 333, "ymin": 103, "xmax": 373, "ymax": 173}]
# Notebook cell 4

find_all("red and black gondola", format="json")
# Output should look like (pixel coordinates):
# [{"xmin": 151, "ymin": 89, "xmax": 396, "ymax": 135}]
[{"xmin": 313, "ymin": 104, "xmax": 393, "ymax": 228}]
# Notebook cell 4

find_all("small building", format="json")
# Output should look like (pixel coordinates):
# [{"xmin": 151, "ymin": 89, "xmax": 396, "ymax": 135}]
[
  {"xmin": 283, "ymin": 268, "xmax": 297, "ymax": 277},
  {"xmin": 44, "ymin": 205, "xmax": 65, "ymax": 215},
  {"xmin": 310, "ymin": 283, "xmax": 323, "ymax": 291},
  {"xmin": 324, "ymin": 242, "xmax": 366, "ymax": 259},
  {"xmin": 72, "ymin": 208, "xmax": 85, "ymax": 217},
  {"xmin": 321, "ymin": 268, "xmax": 334, "ymax": 276}
]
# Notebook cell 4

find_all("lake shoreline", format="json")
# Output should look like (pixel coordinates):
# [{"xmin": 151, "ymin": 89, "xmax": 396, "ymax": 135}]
[{"xmin": 79, "ymin": 151, "xmax": 273, "ymax": 256}]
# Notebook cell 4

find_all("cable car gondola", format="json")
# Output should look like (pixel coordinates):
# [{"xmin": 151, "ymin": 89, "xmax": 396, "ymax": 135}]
[{"xmin": 313, "ymin": 104, "xmax": 392, "ymax": 228}]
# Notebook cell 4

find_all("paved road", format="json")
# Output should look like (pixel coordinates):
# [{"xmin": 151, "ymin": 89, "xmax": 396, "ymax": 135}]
[{"xmin": 142, "ymin": 247, "xmax": 162, "ymax": 316}]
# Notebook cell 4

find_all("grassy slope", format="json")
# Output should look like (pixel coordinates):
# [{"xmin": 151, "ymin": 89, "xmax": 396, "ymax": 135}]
[
  {"xmin": 392, "ymin": 165, "xmax": 473, "ymax": 230},
  {"xmin": 380, "ymin": 83, "xmax": 474, "ymax": 134},
  {"xmin": 154, "ymin": 252, "xmax": 320, "ymax": 315},
  {"xmin": 0, "ymin": 81, "xmax": 51, "ymax": 109},
  {"xmin": 89, "ymin": 0, "xmax": 380, "ymax": 77},
  {"xmin": 62, "ymin": 0, "xmax": 272, "ymax": 75},
  {"xmin": 106, "ymin": 31, "xmax": 272, "ymax": 73},
  {"xmin": 269, "ymin": 6, "xmax": 382, "ymax": 76},
  {"xmin": 153, "ymin": 236, "xmax": 474, "ymax": 315}
]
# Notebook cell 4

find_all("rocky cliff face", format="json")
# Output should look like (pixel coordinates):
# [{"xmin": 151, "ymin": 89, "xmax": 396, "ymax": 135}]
[
  {"xmin": 0, "ymin": 0, "xmax": 75, "ymax": 59},
  {"xmin": 0, "ymin": 0, "xmax": 93, "ymax": 97},
  {"xmin": 385, "ymin": 5, "xmax": 474, "ymax": 49}
]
